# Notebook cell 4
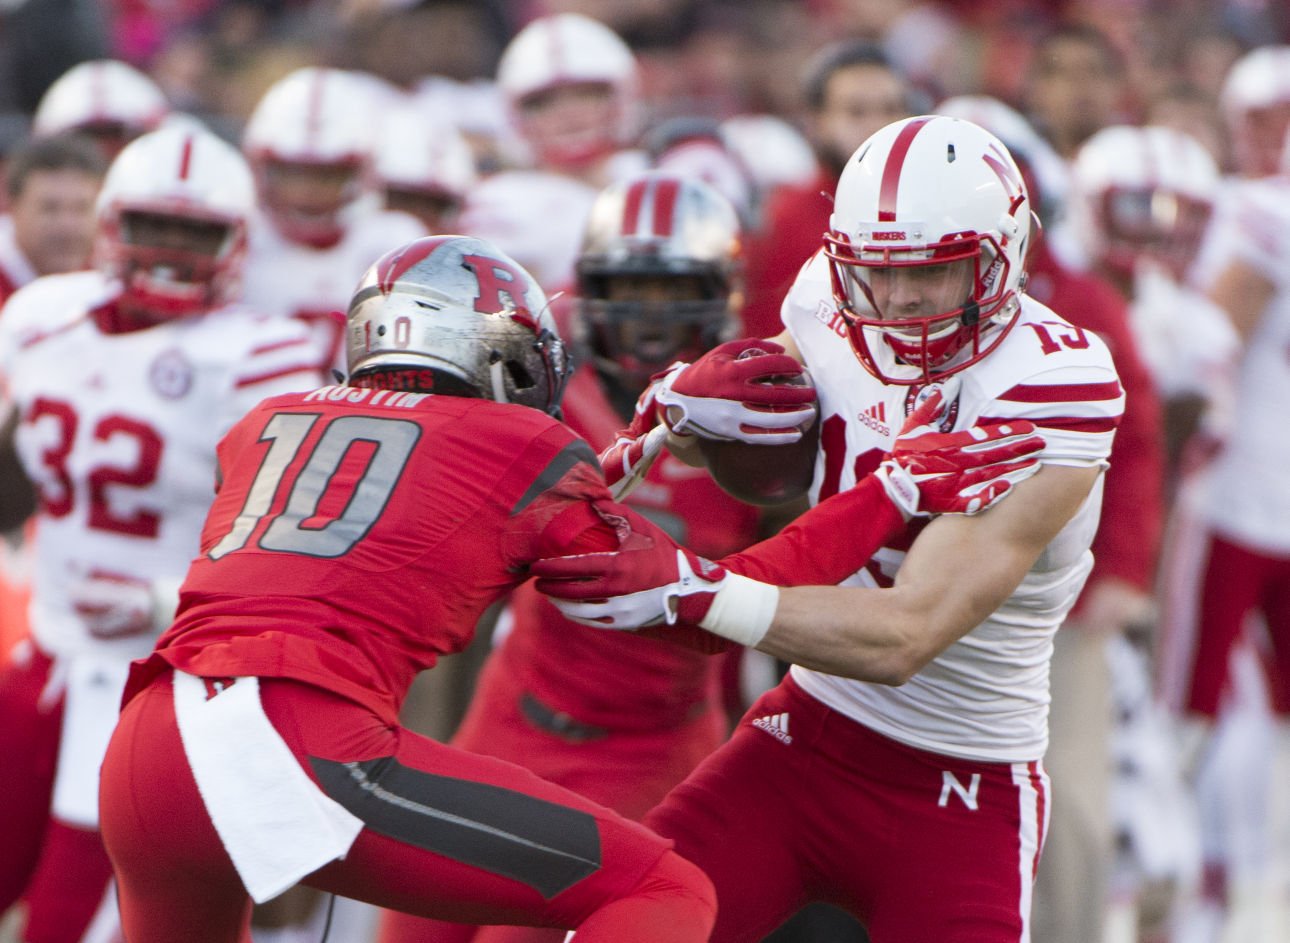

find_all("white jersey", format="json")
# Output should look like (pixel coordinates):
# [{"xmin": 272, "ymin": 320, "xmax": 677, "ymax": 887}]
[
  {"xmin": 1192, "ymin": 176, "xmax": 1290, "ymax": 553},
  {"xmin": 0, "ymin": 214, "xmax": 37, "ymax": 305},
  {"xmin": 241, "ymin": 206, "xmax": 426, "ymax": 370},
  {"xmin": 1129, "ymin": 261, "xmax": 1237, "ymax": 402},
  {"xmin": 0, "ymin": 271, "xmax": 326, "ymax": 661},
  {"xmin": 782, "ymin": 251, "xmax": 1121, "ymax": 762},
  {"xmin": 459, "ymin": 170, "xmax": 598, "ymax": 292}
]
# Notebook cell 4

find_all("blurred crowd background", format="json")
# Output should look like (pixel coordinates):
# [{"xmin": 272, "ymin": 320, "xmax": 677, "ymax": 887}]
[{"xmin": 0, "ymin": 0, "xmax": 1286, "ymax": 171}]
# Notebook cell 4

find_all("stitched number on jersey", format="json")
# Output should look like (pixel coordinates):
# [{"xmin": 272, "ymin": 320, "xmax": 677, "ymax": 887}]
[
  {"xmin": 1025, "ymin": 321, "xmax": 1090, "ymax": 355},
  {"xmin": 817, "ymin": 413, "xmax": 885, "ymax": 501},
  {"xmin": 25, "ymin": 398, "xmax": 164, "ymax": 537},
  {"xmin": 208, "ymin": 413, "xmax": 421, "ymax": 560}
]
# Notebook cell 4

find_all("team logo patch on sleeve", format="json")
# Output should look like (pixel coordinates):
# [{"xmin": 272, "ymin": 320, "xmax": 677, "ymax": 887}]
[{"xmin": 150, "ymin": 348, "xmax": 195, "ymax": 399}]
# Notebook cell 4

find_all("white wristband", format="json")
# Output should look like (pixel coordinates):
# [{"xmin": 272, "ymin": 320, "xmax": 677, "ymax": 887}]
[{"xmin": 698, "ymin": 573, "xmax": 780, "ymax": 648}]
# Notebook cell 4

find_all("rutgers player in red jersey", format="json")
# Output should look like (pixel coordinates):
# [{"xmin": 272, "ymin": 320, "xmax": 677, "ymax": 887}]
[
  {"xmin": 533, "ymin": 116, "xmax": 1124, "ymax": 941},
  {"xmin": 378, "ymin": 175, "xmax": 763, "ymax": 943},
  {"xmin": 97, "ymin": 233, "xmax": 1043, "ymax": 942},
  {"xmin": 0, "ymin": 126, "xmax": 325, "ymax": 943}
]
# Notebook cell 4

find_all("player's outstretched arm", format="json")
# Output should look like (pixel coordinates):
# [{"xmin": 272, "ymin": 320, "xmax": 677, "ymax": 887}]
[
  {"xmin": 0, "ymin": 404, "xmax": 37, "ymax": 531},
  {"xmin": 756, "ymin": 463, "xmax": 1101, "ymax": 683},
  {"xmin": 532, "ymin": 393, "xmax": 1050, "ymax": 662}
]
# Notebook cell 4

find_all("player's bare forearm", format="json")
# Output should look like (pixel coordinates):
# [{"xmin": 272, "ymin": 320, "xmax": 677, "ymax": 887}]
[
  {"xmin": 753, "ymin": 464, "xmax": 1102, "ymax": 683},
  {"xmin": 1207, "ymin": 259, "xmax": 1273, "ymax": 344},
  {"xmin": 0, "ymin": 408, "xmax": 36, "ymax": 531}
]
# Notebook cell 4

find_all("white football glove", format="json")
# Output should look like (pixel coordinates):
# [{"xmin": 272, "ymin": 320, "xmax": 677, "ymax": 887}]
[{"xmin": 70, "ymin": 572, "xmax": 181, "ymax": 639}]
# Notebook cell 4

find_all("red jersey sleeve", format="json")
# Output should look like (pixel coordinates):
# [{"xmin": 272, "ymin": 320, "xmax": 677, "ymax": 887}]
[
  {"xmin": 498, "ymin": 433, "xmax": 623, "ymax": 569},
  {"xmin": 719, "ymin": 476, "xmax": 905, "ymax": 585}
]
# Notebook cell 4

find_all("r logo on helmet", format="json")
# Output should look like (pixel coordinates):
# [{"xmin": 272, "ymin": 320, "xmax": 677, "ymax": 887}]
[{"xmin": 462, "ymin": 254, "xmax": 532, "ymax": 320}]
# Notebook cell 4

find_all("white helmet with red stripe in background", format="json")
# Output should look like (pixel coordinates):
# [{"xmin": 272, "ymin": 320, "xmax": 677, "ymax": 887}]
[
  {"xmin": 1070, "ymin": 125, "xmax": 1218, "ymax": 281},
  {"xmin": 826, "ymin": 115, "xmax": 1033, "ymax": 385},
  {"xmin": 33, "ymin": 59, "xmax": 170, "ymax": 160},
  {"xmin": 497, "ymin": 13, "xmax": 640, "ymax": 170},
  {"xmin": 371, "ymin": 101, "xmax": 477, "ymax": 234},
  {"xmin": 95, "ymin": 125, "xmax": 254, "ymax": 326},
  {"xmin": 576, "ymin": 172, "xmax": 741, "ymax": 388},
  {"xmin": 243, "ymin": 67, "xmax": 378, "ymax": 249},
  {"xmin": 1219, "ymin": 45, "xmax": 1290, "ymax": 177}
]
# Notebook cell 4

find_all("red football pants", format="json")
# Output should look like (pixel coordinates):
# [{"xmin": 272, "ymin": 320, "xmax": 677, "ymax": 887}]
[
  {"xmin": 378, "ymin": 644, "xmax": 728, "ymax": 943},
  {"xmin": 0, "ymin": 642, "xmax": 115, "ymax": 943},
  {"xmin": 645, "ymin": 674, "xmax": 1050, "ymax": 942},
  {"xmin": 99, "ymin": 673, "xmax": 715, "ymax": 943},
  {"xmin": 1179, "ymin": 532, "xmax": 1290, "ymax": 717}
]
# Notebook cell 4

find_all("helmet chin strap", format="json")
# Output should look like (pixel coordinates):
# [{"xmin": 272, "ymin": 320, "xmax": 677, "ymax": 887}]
[{"xmin": 489, "ymin": 359, "xmax": 510, "ymax": 405}]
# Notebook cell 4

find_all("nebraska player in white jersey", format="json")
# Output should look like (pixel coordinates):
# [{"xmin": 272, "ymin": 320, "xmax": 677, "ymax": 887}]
[
  {"xmin": 460, "ymin": 13, "xmax": 647, "ymax": 293},
  {"xmin": 1158, "ymin": 164, "xmax": 1290, "ymax": 939},
  {"xmin": 533, "ymin": 116, "xmax": 1123, "ymax": 940},
  {"xmin": 0, "ymin": 126, "xmax": 325, "ymax": 943},
  {"xmin": 240, "ymin": 67, "xmax": 425, "ymax": 370}
]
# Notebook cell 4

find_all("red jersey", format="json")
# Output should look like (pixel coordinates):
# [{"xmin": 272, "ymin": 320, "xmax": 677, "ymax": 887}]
[
  {"xmin": 740, "ymin": 167, "xmax": 835, "ymax": 338},
  {"xmin": 497, "ymin": 366, "xmax": 763, "ymax": 729},
  {"xmin": 127, "ymin": 385, "xmax": 621, "ymax": 725}
]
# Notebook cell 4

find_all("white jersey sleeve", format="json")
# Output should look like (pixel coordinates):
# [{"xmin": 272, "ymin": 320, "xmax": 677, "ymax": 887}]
[{"xmin": 781, "ymin": 252, "xmax": 1122, "ymax": 762}]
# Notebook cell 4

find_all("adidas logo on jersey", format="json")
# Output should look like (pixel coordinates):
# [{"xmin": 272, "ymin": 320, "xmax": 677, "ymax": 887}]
[
  {"xmin": 858, "ymin": 402, "xmax": 890, "ymax": 436},
  {"xmin": 752, "ymin": 712, "xmax": 793, "ymax": 745}
]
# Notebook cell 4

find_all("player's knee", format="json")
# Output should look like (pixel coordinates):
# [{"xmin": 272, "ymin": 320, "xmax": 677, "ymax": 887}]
[{"xmin": 640, "ymin": 849, "xmax": 718, "ymax": 932}]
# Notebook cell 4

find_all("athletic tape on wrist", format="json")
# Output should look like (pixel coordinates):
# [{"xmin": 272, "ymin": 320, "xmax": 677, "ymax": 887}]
[{"xmin": 698, "ymin": 573, "xmax": 779, "ymax": 647}]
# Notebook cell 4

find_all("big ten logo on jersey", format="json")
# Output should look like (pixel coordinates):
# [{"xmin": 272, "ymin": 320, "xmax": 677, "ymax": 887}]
[
  {"xmin": 812, "ymin": 298, "xmax": 847, "ymax": 339},
  {"xmin": 938, "ymin": 770, "xmax": 981, "ymax": 811}
]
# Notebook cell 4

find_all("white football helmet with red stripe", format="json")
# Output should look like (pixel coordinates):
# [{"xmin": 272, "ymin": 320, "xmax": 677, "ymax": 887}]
[
  {"xmin": 1219, "ymin": 45, "xmax": 1290, "ymax": 177},
  {"xmin": 346, "ymin": 236, "xmax": 570, "ymax": 414},
  {"xmin": 33, "ymin": 59, "xmax": 169, "ymax": 158},
  {"xmin": 243, "ymin": 67, "xmax": 376, "ymax": 248},
  {"xmin": 826, "ymin": 115, "xmax": 1033, "ymax": 385},
  {"xmin": 497, "ymin": 13, "xmax": 639, "ymax": 169},
  {"xmin": 371, "ymin": 101, "xmax": 476, "ymax": 231},
  {"xmin": 95, "ymin": 125, "xmax": 254, "ymax": 324},
  {"xmin": 576, "ymin": 172, "xmax": 741, "ymax": 386},
  {"xmin": 1070, "ymin": 125, "xmax": 1218, "ymax": 280}
]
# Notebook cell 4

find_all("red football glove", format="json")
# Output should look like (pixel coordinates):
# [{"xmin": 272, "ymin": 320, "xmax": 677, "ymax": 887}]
[
  {"xmin": 534, "ymin": 499, "xmax": 779, "ymax": 647},
  {"xmin": 598, "ymin": 380, "xmax": 672, "ymax": 500},
  {"xmin": 653, "ymin": 339, "xmax": 818, "ymax": 444},
  {"xmin": 875, "ymin": 380, "xmax": 1045, "ymax": 518}
]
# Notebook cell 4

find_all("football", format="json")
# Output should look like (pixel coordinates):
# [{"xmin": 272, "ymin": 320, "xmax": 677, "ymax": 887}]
[
  {"xmin": 698, "ymin": 418, "xmax": 820, "ymax": 506},
  {"xmin": 694, "ymin": 361, "xmax": 819, "ymax": 506}
]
